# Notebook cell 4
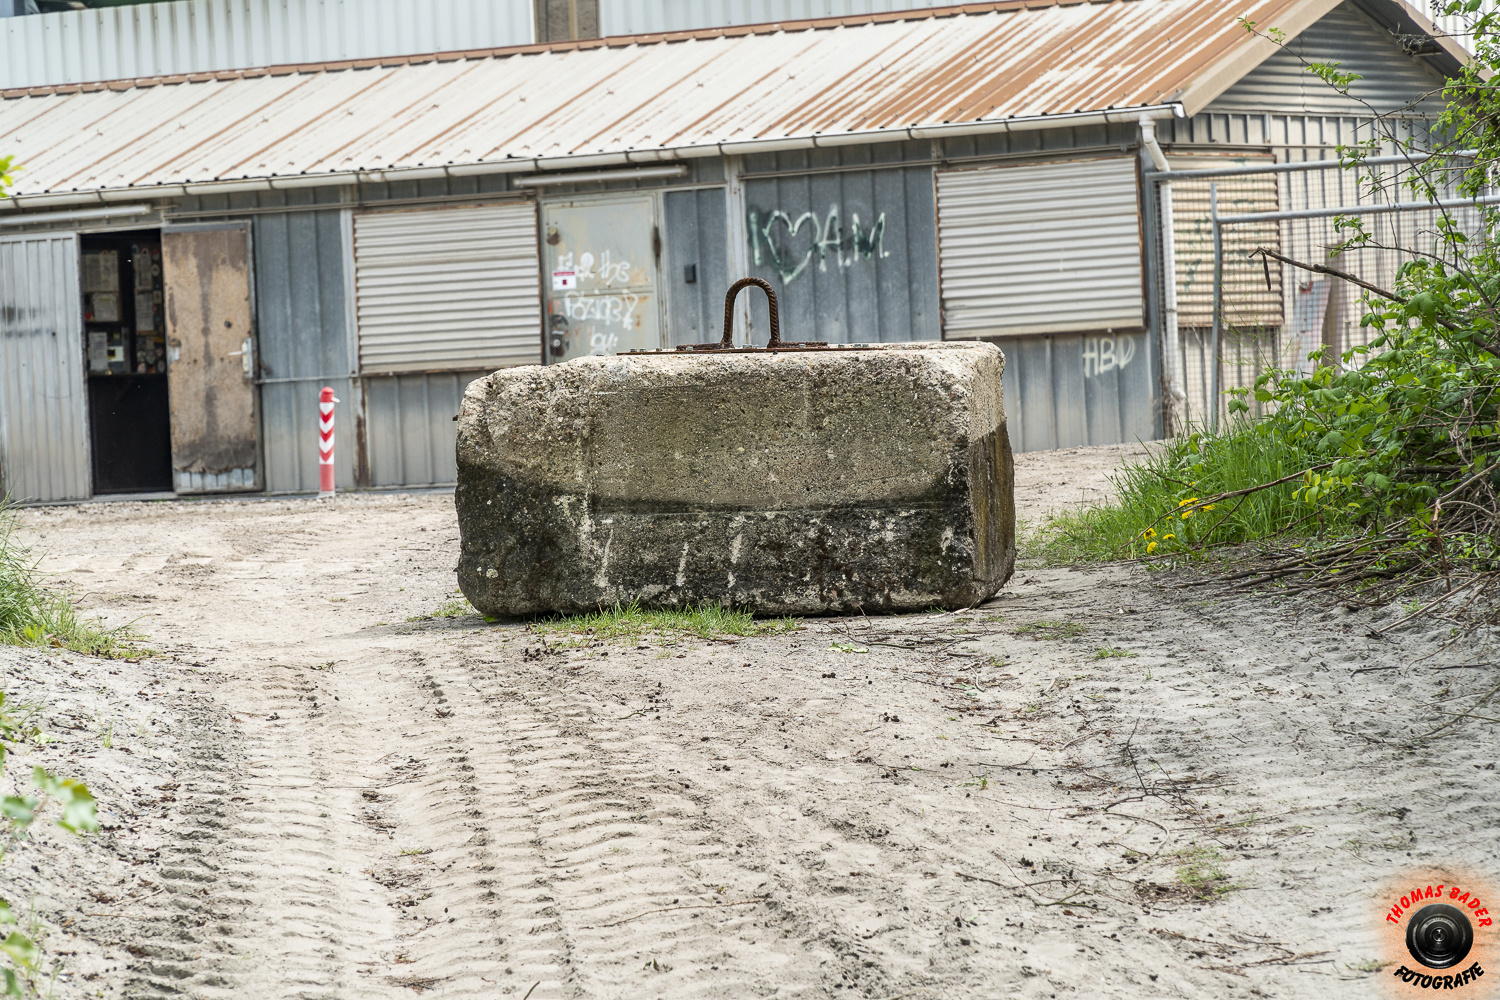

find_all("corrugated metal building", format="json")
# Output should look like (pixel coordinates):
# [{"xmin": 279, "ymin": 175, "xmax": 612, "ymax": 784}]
[{"xmin": 0, "ymin": 0, "xmax": 1467, "ymax": 501}]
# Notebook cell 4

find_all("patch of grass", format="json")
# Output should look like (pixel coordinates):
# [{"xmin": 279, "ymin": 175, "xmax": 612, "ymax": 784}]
[
  {"xmin": 1093, "ymin": 646, "xmax": 1137, "ymax": 659},
  {"xmin": 1013, "ymin": 619, "xmax": 1086, "ymax": 640},
  {"xmin": 1035, "ymin": 427, "xmax": 1324, "ymax": 564},
  {"xmin": 407, "ymin": 597, "xmax": 476, "ymax": 622},
  {"xmin": 1172, "ymin": 846, "xmax": 1240, "ymax": 899},
  {"xmin": 827, "ymin": 641, "xmax": 868, "ymax": 653},
  {"xmin": 1350, "ymin": 958, "xmax": 1395, "ymax": 973},
  {"xmin": 528, "ymin": 601, "xmax": 799, "ymax": 646},
  {"xmin": 0, "ymin": 499, "xmax": 144, "ymax": 658},
  {"xmin": 397, "ymin": 847, "xmax": 431, "ymax": 856}
]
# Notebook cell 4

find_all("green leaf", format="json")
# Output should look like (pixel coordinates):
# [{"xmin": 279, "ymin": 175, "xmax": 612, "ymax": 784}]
[
  {"xmin": 0, "ymin": 900, "xmax": 14, "ymax": 926},
  {"xmin": 33, "ymin": 769, "xmax": 97, "ymax": 835},
  {"xmin": 0, "ymin": 796, "xmax": 35, "ymax": 828},
  {"xmin": 0, "ymin": 932, "xmax": 37, "ymax": 969}
]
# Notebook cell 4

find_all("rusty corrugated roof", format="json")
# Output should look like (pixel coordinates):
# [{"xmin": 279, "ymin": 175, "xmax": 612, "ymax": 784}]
[{"xmin": 0, "ymin": 0, "xmax": 1358, "ymax": 199}]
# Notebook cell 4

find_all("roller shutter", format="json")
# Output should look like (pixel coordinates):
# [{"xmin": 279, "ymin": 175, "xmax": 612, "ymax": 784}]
[
  {"xmin": 936, "ymin": 157, "xmax": 1144, "ymax": 338},
  {"xmin": 1168, "ymin": 156, "xmax": 1281, "ymax": 329},
  {"xmin": 353, "ymin": 202, "xmax": 541, "ymax": 374}
]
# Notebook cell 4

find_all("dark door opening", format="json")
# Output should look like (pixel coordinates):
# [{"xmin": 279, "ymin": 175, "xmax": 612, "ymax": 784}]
[{"xmin": 80, "ymin": 229, "xmax": 172, "ymax": 494}]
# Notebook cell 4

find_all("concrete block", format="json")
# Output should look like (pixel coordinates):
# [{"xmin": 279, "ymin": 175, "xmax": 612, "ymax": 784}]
[{"xmin": 455, "ymin": 342, "xmax": 1014, "ymax": 616}]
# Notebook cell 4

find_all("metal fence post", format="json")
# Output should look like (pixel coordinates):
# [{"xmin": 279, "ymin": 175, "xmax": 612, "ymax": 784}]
[{"xmin": 1209, "ymin": 181, "xmax": 1222, "ymax": 435}]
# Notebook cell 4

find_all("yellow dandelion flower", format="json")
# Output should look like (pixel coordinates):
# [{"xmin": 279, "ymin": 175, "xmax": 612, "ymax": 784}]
[
  {"xmin": 1203, "ymin": 503, "xmax": 1217, "ymax": 511},
  {"xmin": 1142, "ymin": 528, "xmax": 1157, "ymax": 539},
  {"xmin": 1147, "ymin": 540, "xmax": 1158, "ymax": 553},
  {"xmin": 1163, "ymin": 533, "xmax": 1175, "ymax": 540},
  {"xmin": 1177, "ymin": 497, "xmax": 1200, "ymax": 507},
  {"xmin": 1181, "ymin": 510, "xmax": 1192, "ymax": 520}
]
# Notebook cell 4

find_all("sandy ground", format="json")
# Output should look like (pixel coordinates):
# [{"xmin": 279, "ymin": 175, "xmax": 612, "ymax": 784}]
[{"xmin": 1, "ymin": 443, "xmax": 1496, "ymax": 1000}]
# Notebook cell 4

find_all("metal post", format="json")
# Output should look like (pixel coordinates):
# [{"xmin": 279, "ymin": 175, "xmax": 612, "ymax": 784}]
[
  {"xmin": 319, "ymin": 387, "xmax": 337, "ymax": 497},
  {"xmin": 1209, "ymin": 182, "xmax": 1222, "ymax": 435}
]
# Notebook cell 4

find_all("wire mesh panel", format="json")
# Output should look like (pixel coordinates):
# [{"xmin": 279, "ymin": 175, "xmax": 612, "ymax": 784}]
[{"xmin": 1156, "ymin": 154, "xmax": 1487, "ymax": 431}]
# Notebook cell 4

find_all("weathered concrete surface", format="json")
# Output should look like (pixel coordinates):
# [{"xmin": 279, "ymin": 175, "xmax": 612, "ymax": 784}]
[{"xmin": 455, "ymin": 342, "xmax": 1014, "ymax": 616}]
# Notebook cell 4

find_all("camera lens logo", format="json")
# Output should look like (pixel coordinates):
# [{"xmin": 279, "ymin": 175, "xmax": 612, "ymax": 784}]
[
  {"xmin": 1383, "ymin": 877, "xmax": 1493, "ymax": 995},
  {"xmin": 1409, "ymin": 904, "xmax": 1475, "ymax": 970}
]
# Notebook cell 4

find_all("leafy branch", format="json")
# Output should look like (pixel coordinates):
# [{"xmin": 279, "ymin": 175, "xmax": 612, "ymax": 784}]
[{"xmin": 0, "ymin": 693, "xmax": 98, "ymax": 997}]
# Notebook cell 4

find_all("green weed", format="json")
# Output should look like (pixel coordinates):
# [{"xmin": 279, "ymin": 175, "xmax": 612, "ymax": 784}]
[
  {"xmin": 0, "ymin": 500, "xmax": 143, "ymax": 658},
  {"xmin": 528, "ymin": 601, "xmax": 799, "ymax": 647},
  {"xmin": 1035, "ymin": 428, "xmax": 1322, "ymax": 564},
  {"xmin": 1093, "ymin": 647, "xmax": 1137, "ymax": 659},
  {"xmin": 1172, "ymin": 846, "xmax": 1240, "ymax": 899},
  {"xmin": 1014, "ymin": 619, "xmax": 1086, "ymax": 640},
  {"xmin": 408, "ymin": 597, "xmax": 476, "ymax": 622}
]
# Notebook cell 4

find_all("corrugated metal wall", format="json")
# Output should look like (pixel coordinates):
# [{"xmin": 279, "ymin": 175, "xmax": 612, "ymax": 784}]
[
  {"xmin": 928, "ymin": 125, "xmax": 1163, "ymax": 451},
  {"xmin": 365, "ymin": 372, "xmax": 486, "ymax": 487},
  {"xmin": 740, "ymin": 145, "xmax": 939, "ymax": 345},
  {"xmin": 0, "ymin": 232, "xmax": 89, "ymax": 502},
  {"xmin": 663, "ymin": 188, "xmax": 730, "ymax": 347},
  {"xmin": 994, "ymin": 332, "xmax": 1158, "ymax": 454},
  {"xmin": 1209, "ymin": 2, "xmax": 1449, "ymax": 115},
  {"xmin": 0, "ymin": 0, "xmax": 533, "ymax": 89},
  {"xmin": 600, "ymin": 0, "xmax": 950, "ymax": 34},
  {"xmin": 251, "ymin": 203, "xmax": 357, "ymax": 494}
]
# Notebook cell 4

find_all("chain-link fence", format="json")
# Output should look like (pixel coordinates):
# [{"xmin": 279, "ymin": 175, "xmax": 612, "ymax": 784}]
[{"xmin": 1150, "ymin": 154, "xmax": 1490, "ymax": 432}]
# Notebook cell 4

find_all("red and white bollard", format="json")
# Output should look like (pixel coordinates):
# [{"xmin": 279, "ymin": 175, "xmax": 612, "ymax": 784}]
[{"xmin": 318, "ymin": 386, "xmax": 337, "ymax": 497}]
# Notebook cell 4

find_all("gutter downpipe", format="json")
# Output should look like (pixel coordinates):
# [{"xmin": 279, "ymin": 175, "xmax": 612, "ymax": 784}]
[{"xmin": 1140, "ymin": 114, "xmax": 1185, "ymax": 435}]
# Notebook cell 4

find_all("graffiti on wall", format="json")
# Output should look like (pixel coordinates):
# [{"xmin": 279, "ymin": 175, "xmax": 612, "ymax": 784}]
[
  {"xmin": 1081, "ymin": 335, "xmax": 1136, "ymax": 378},
  {"xmin": 748, "ymin": 205, "xmax": 889, "ymax": 284}
]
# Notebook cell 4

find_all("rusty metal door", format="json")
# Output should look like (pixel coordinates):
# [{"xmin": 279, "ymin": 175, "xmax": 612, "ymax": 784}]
[
  {"xmin": 541, "ymin": 194, "xmax": 662, "ymax": 362},
  {"xmin": 162, "ymin": 223, "xmax": 259, "ymax": 493}
]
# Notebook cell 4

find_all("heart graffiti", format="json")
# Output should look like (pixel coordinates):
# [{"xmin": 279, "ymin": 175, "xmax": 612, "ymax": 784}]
[{"xmin": 749, "ymin": 205, "xmax": 889, "ymax": 284}]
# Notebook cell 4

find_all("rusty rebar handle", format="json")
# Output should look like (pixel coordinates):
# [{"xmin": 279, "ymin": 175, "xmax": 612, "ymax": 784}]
[
  {"xmin": 672, "ymin": 276, "xmax": 826, "ymax": 352},
  {"xmin": 721, "ymin": 277, "xmax": 779, "ymax": 348}
]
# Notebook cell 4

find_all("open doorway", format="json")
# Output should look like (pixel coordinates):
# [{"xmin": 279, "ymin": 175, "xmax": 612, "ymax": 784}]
[{"xmin": 80, "ymin": 229, "xmax": 172, "ymax": 494}]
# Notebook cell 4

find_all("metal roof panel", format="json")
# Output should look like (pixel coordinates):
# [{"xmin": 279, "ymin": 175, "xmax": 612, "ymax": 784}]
[{"xmin": 0, "ymin": 0, "xmax": 1390, "ymax": 197}]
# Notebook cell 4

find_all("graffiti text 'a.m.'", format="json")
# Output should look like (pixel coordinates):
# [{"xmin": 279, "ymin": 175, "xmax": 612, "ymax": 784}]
[{"xmin": 749, "ymin": 205, "xmax": 889, "ymax": 284}]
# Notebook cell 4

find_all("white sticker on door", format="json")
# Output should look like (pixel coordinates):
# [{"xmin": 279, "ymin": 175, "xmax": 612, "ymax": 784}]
[{"xmin": 552, "ymin": 270, "xmax": 577, "ymax": 291}]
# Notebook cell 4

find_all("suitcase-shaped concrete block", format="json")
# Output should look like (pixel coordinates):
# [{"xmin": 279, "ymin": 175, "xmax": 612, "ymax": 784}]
[{"xmin": 455, "ymin": 341, "xmax": 1014, "ymax": 616}]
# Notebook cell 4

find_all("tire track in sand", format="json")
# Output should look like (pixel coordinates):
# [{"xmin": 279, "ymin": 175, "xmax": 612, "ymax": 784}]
[{"xmin": 405, "ymin": 655, "xmax": 833, "ymax": 999}]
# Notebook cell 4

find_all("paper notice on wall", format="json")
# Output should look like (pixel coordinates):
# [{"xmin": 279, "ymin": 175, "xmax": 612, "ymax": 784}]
[
  {"xmin": 133, "ymin": 249, "xmax": 154, "ymax": 290},
  {"xmin": 88, "ymin": 331, "xmax": 108, "ymax": 373},
  {"xmin": 552, "ymin": 270, "xmax": 577, "ymax": 291},
  {"xmin": 91, "ymin": 292, "xmax": 120, "ymax": 323},
  {"xmin": 83, "ymin": 250, "xmax": 119, "ymax": 293},
  {"xmin": 135, "ymin": 291, "xmax": 156, "ymax": 333}
]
